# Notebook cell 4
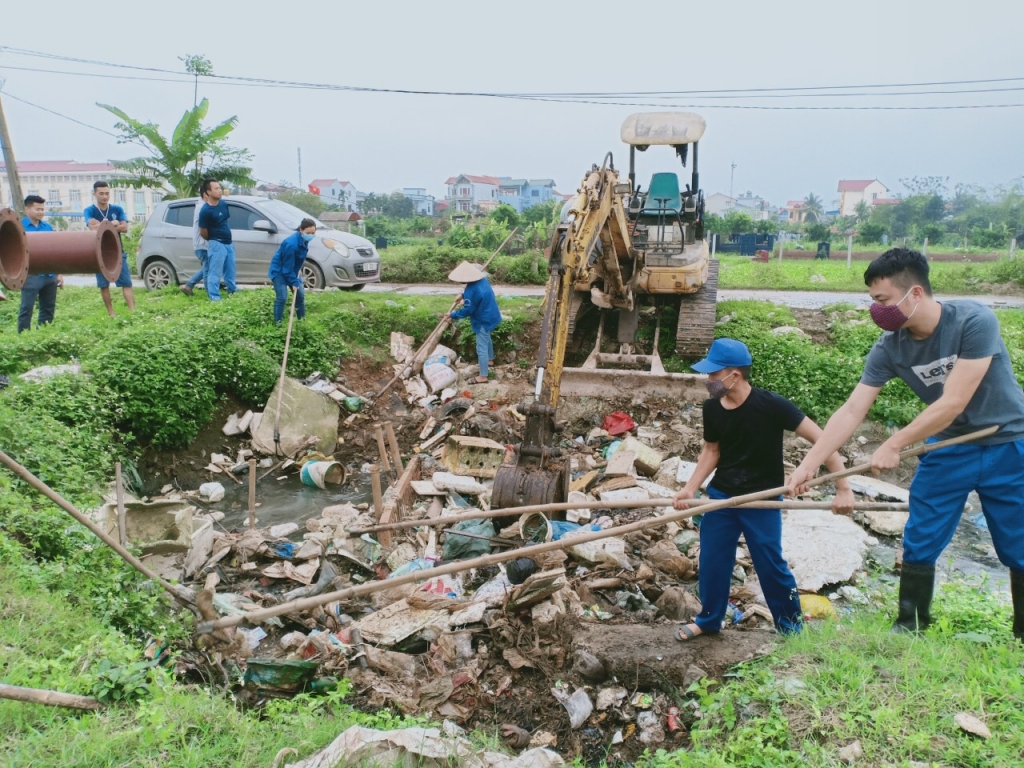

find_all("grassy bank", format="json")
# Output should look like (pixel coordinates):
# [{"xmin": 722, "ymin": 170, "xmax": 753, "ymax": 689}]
[
  {"xmin": 716, "ymin": 254, "xmax": 1024, "ymax": 294},
  {"xmin": 375, "ymin": 246, "xmax": 1024, "ymax": 294},
  {"xmin": 380, "ymin": 243, "xmax": 547, "ymax": 285},
  {"xmin": 631, "ymin": 579, "xmax": 1022, "ymax": 768}
]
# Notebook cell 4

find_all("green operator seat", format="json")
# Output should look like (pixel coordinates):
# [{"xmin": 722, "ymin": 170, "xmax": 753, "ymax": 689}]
[{"xmin": 642, "ymin": 172, "xmax": 682, "ymax": 216}]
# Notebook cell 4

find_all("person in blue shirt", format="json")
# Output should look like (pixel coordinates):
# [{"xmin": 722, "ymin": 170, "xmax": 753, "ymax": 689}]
[
  {"xmin": 448, "ymin": 261, "xmax": 502, "ymax": 383},
  {"xmin": 268, "ymin": 218, "xmax": 316, "ymax": 323},
  {"xmin": 197, "ymin": 179, "xmax": 237, "ymax": 302},
  {"xmin": 85, "ymin": 181, "xmax": 135, "ymax": 316},
  {"xmin": 17, "ymin": 195, "xmax": 63, "ymax": 333}
]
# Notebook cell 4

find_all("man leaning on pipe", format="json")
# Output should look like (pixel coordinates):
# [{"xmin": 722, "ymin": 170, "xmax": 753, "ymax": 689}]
[
  {"xmin": 789, "ymin": 247, "xmax": 1024, "ymax": 641},
  {"xmin": 17, "ymin": 195, "xmax": 63, "ymax": 333}
]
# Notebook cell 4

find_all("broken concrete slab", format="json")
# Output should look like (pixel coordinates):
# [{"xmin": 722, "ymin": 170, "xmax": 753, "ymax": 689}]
[
  {"xmin": 252, "ymin": 376, "xmax": 340, "ymax": 457},
  {"xmin": 781, "ymin": 509, "xmax": 869, "ymax": 592},
  {"xmin": 847, "ymin": 476, "xmax": 909, "ymax": 502},
  {"xmin": 442, "ymin": 435, "xmax": 507, "ymax": 478},
  {"xmin": 597, "ymin": 486, "xmax": 649, "ymax": 504},
  {"xmin": 430, "ymin": 472, "xmax": 488, "ymax": 495},
  {"xmin": 604, "ymin": 450, "xmax": 637, "ymax": 478},
  {"xmin": 675, "ymin": 460, "xmax": 715, "ymax": 489},
  {"xmin": 862, "ymin": 509, "xmax": 910, "ymax": 537},
  {"xmin": 618, "ymin": 436, "xmax": 663, "ymax": 476}
]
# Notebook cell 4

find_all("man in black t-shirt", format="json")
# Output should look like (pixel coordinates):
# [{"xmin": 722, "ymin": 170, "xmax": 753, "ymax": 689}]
[{"xmin": 672, "ymin": 338, "xmax": 854, "ymax": 641}]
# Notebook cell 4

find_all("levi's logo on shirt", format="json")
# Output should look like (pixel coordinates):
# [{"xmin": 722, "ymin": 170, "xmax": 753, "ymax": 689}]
[{"xmin": 911, "ymin": 355, "xmax": 958, "ymax": 387}]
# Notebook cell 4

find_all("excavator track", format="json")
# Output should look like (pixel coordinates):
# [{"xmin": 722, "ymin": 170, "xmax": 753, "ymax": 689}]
[{"xmin": 675, "ymin": 258, "xmax": 719, "ymax": 358}]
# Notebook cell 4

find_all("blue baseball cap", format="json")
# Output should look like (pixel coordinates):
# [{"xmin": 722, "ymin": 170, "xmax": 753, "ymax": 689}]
[{"xmin": 692, "ymin": 338, "xmax": 752, "ymax": 373}]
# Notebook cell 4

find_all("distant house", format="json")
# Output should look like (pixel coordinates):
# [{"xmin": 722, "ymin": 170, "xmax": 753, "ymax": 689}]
[
  {"xmin": 837, "ymin": 179, "xmax": 890, "ymax": 217},
  {"xmin": 496, "ymin": 178, "xmax": 558, "ymax": 213},
  {"xmin": 445, "ymin": 174, "xmax": 500, "ymax": 213},
  {"xmin": 320, "ymin": 210, "xmax": 365, "ymax": 235},
  {"xmin": 707, "ymin": 191, "xmax": 772, "ymax": 221},
  {"xmin": 307, "ymin": 178, "xmax": 364, "ymax": 210},
  {"xmin": 402, "ymin": 187, "xmax": 435, "ymax": 216},
  {"xmin": 784, "ymin": 200, "xmax": 809, "ymax": 223}
]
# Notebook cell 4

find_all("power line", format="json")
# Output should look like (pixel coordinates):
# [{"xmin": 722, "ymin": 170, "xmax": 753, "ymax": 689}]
[
  {"xmin": 2, "ymin": 45, "xmax": 1024, "ymax": 110},
  {"xmin": 0, "ymin": 91, "xmax": 121, "ymax": 138}
]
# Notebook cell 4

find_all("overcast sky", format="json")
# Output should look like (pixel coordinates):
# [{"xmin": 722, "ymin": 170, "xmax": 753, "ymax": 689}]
[{"xmin": 2, "ymin": 0, "xmax": 1022, "ymax": 208}]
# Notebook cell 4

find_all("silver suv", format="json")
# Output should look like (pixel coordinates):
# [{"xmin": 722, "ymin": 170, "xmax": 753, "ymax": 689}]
[{"xmin": 137, "ymin": 196, "xmax": 381, "ymax": 290}]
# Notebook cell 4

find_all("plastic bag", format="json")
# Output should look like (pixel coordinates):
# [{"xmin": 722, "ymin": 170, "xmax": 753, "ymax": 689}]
[
  {"xmin": 443, "ymin": 519, "xmax": 495, "ymax": 560},
  {"xmin": 602, "ymin": 411, "xmax": 636, "ymax": 436}
]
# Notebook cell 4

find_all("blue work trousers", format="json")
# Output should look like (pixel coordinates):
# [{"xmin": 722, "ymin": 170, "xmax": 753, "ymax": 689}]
[
  {"xmin": 186, "ymin": 249, "xmax": 208, "ymax": 289},
  {"xmin": 17, "ymin": 274, "xmax": 58, "ymax": 333},
  {"xmin": 695, "ymin": 486, "xmax": 803, "ymax": 635},
  {"xmin": 475, "ymin": 327, "xmax": 495, "ymax": 377},
  {"xmin": 206, "ymin": 241, "xmax": 237, "ymax": 301},
  {"xmin": 905, "ymin": 438, "xmax": 1024, "ymax": 571},
  {"xmin": 272, "ymin": 276, "xmax": 305, "ymax": 323}
]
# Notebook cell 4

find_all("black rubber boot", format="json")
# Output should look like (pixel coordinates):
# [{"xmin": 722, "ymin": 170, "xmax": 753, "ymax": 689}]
[
  {"xmin": 1011, "ymin": 570, "xmax": 1024, "ymax": 642},
  {"xmin": 892, "ymin": 562, "xmax": 935, "ymax": 633}
]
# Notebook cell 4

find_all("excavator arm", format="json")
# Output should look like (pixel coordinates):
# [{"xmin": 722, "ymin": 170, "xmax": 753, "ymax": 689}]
[{"xmin": 492, "ymin": 160, "xmax": 634, "ymax": 510}]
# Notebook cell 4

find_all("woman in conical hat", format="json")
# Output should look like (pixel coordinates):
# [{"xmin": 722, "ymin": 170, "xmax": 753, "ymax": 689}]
[{"xmin": 448, "ymin": 261, "xmax": 502, "ymax": 384}]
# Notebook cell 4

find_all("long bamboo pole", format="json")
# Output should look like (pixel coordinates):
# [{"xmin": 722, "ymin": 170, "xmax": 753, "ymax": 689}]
[
  {"xmin": 373, "ymin": 228, "xmax": 519, "ymax": 400},
  {"xmin": 0, "ymin": 450, "xmax": 196, "ymax": 608},
  {"xmin": 197, "ymin": 426, "xmax": 995, "ymax": 633},
  {"xmin": 348, "ymin": 499, "xmax": 909, "ymax": 536},
  {"xmin": 0, "ymin": 683, "xmax": 103, "ymax": 711}
]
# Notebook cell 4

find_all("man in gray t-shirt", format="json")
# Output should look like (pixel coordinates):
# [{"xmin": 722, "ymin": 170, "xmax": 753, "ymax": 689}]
[
  {"xmin": 789, "ymin": 247, "xmax": 1024, "ymax": 642},
  {"xmin": 181, "ymin": 191, "xmax": 210, "ymax": 296}
]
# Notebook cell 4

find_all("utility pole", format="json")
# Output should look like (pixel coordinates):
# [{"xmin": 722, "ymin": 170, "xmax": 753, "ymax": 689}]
[
  {"xmin": 297, "ymin": 148, "xmax": 302, "ymax": 188},
  {"xmin": 0, "ymin": 89, "xmax": 26, "ymax": 215},
  {"xmin": 729, "ymin": 161, "xmax": 737, "ymax": 199}
]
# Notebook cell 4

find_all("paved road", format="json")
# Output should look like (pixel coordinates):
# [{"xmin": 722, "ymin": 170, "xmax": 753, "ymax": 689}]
[
  {"xmin": 59, "ymin": 276, "xmax": 1024, "ymax": 309},
  {"xmin": 359, "ymin": 284, "xmax": 1024, "ymax": 310}
]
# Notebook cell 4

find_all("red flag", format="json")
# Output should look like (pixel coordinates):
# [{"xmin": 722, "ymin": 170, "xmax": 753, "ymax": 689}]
[{"xmin": 308, "ymin": 184, "xmax": 321, "ymax": 196}]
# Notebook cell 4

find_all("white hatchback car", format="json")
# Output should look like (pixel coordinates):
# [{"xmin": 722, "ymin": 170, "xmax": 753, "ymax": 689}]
[{"xmin": 137, "ymin": 196, "xmax": 381, "ymax": 290}]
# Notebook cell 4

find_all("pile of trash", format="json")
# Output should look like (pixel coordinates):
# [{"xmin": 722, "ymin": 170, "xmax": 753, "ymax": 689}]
[{"xmin": 125, "ymin": 340, "xmax": 913, "ymax": 762}]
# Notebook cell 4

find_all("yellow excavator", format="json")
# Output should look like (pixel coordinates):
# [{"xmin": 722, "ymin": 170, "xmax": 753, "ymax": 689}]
[{"xmin": 493, "ymin": 112, "xmax": 717, "ymax": 509}]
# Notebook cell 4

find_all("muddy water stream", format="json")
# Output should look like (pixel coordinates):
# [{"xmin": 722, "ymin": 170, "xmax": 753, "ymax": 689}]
[
  {"xmin": 204, "ymin": 470, "xmax": 1009, "ymax": 589},
  {"xmin": 867, "ymin": 491, "xmax": 1009, "ymax": 590},
  {"xmin": 214, "ymin": 466, "xmax": 374, "ymax": 534}
]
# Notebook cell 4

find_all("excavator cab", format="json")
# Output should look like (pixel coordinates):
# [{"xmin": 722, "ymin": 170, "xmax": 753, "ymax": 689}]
[{"xmin": 492, "ymin": 112, "xmax": 717, "ymax": 511}]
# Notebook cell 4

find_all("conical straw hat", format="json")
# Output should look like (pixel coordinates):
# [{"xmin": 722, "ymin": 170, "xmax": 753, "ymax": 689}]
[{"xmin": 448, "ymin": 261, "xmax": 486, "ymax": 283}]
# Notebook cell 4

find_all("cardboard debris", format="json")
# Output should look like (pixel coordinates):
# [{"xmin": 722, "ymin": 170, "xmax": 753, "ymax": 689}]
[
  {"xmin": 262, "ymin": 558, "xmax": 320, "ymax": 585},
  {"xmin": 355, "ymin": 598, "xmax": 450, "ymax": 647},
  {"xmin": 506, "ymin": 569, "xmax": 567, "ymax": 612},
  {"xmin": 284, "ymin": 725, "xmax": 565, "ymax": 768}
]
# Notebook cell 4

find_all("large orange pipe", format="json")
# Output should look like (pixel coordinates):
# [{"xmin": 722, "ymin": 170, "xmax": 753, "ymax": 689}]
[{"xmin": 0, "ymin": 207, "xmax": 122, "ymax": 289}]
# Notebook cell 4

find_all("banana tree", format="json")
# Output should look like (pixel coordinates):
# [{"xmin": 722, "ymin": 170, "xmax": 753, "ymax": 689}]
[{"xmin": 98, "ymin": 98, "xmax": 255, "ymax": 198}]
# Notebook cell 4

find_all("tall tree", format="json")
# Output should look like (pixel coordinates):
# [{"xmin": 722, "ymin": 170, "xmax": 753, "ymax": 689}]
[
  {"xmin": 854, "ymin": 200, "xmax": 871, "ymax": 222},
  {"xmin": 179, "ymin": 53, "xmax": 213, "ymax": 108},
  {"xmin": 99, "ymin": 98, "xmax": 254, "ymax": 198},
  {"xmin": 802, "ymin": 193, "xmax": 824, "ymax": 223}
]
